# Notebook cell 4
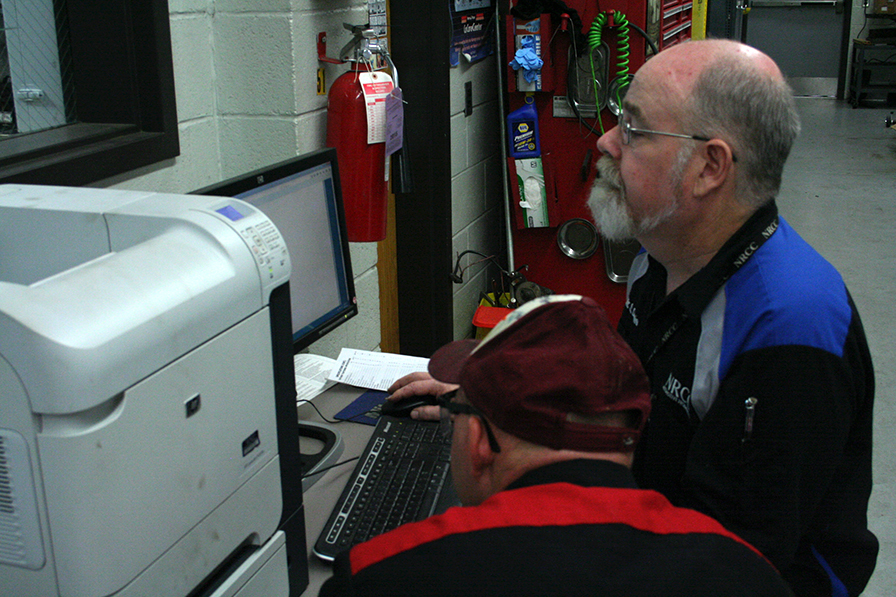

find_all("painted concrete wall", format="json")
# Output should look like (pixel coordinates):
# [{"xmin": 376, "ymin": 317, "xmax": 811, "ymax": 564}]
[
  {"xmin": 94, "ymin": 0, "xmax": 386, "ymax": 359},
  {"xmin": 448, "ymin": 54, "xmax": 505, "ymax": 340}
]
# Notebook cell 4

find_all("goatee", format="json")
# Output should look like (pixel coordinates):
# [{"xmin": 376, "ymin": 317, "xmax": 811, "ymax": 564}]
[{"xmin": 587, "ymin": 156, "xmax": 638, "ymax": 242}]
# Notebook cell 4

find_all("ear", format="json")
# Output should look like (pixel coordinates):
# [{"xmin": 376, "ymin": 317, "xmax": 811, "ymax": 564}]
[
  {"xmin": 464, "ymin": 415, "xmax": 497, "ymax": 477},
  {"xmin": 692, "ymin": 139, "xmax": 736, "ymax": 198}
]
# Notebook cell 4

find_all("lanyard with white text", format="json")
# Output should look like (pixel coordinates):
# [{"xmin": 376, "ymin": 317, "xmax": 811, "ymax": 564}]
[{"xmin": 644, "ymin": 215, "xmax": 780, "ymax": 368}]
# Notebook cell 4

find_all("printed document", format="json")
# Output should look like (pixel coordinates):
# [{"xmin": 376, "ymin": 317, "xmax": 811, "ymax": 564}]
[
  {"xmin": 294, "ymin": 353, "xmax": 338, "ymax": 402},
  {"xmin": 329, "ymin": 348, "xmax": 430, "ymax": 391}
]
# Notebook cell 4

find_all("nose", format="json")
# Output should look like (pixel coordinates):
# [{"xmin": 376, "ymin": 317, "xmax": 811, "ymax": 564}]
[{"xmin": 597, "ymin": 123, "xmax": 622, "ymax": 159}]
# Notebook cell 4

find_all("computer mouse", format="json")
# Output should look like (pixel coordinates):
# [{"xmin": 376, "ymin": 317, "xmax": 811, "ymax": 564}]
[{"xmin": 380, "ymin": 395, "xmax": 440, "ymax": 418}]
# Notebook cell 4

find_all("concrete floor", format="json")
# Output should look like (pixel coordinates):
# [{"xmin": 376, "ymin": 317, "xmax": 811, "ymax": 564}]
[{"xmin": 775, "ymin": 97, "xmax": 895, "ymax": 596}]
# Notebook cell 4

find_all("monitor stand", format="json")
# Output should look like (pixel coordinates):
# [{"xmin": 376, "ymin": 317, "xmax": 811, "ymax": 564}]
[{"xmin": 297, "ymin": 420, "xmax": 345, "ymax": 492}]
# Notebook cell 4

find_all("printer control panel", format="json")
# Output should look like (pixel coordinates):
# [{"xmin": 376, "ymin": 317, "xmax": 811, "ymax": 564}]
[
  {"xmin": 210, "ymin": 201, "xmax": 291, "ymax": 291},
  {"xmin": 239, "ymin": 219, "xmax": 289, "ymax": 281}
]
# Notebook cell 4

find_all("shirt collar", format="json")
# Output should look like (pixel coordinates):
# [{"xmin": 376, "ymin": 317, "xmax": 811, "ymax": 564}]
[
  {"xmin": 671, "ymin": 200, "xmax": 779, "ymax": 317},
  {"xmin": 506, "ymin": 459, "xmax": 639, "ymax": 492}
]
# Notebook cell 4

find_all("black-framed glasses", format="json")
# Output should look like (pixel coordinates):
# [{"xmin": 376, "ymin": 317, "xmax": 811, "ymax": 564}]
[{"xmin": 438, "ymin": 391, "xmax": 502, "ymax": 453}]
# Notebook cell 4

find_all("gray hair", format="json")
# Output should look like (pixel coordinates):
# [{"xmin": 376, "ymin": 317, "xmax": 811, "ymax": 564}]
[{"xmin": 683, "ymin": 52, "xmax": 801, "ymax": 208}]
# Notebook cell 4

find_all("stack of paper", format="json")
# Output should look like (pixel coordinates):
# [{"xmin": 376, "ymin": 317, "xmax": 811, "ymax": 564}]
[{"xmin": 293, "ymin": 348, "xmax": 430, "ymax": 403}]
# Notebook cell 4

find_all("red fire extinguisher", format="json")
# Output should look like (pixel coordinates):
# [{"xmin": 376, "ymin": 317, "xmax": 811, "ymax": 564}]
[{"xmin": 326, "ymin": 26, "xmax": 390, "ymax": 243}]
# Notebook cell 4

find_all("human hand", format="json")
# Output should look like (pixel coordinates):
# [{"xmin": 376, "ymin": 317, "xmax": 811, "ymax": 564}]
[{"xmin": 387, "ymin": 371, "xmax": 457, "ymax": 421}]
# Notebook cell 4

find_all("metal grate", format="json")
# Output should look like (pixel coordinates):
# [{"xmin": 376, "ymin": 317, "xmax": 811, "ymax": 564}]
[{"xmin": 0, "ymin": 0, "xmax": 76, "ymax": 136}]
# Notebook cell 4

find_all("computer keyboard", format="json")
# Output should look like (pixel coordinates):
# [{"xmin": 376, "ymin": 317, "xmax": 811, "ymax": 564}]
[{"xmin": 313, "ymin": 415, "xmax": 457, "ymax": 561}]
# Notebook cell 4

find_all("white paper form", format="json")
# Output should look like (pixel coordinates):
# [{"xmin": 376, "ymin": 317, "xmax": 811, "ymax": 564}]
[
  {"xmin": 329, "ymin": 348, "xmax": 430, "ymax": 392},
  {"xmin": 294, "ymin": 353, "xmax": 338, "ymax": 402},
  {"xmin": 359, "ymin": 72, "xmax": 394, "ymax": 144}
]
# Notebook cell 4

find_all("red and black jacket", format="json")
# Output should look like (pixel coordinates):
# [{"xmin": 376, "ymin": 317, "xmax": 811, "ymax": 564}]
[{"xmin": 320, "ymin": 459, "xmax": 792, "ymax": 596}]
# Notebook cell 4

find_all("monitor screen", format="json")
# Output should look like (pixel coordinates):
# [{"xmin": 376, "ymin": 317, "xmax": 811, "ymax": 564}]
[{"xmin": 195, "ymin": 148, "xmax": 357, "ymax": 352}]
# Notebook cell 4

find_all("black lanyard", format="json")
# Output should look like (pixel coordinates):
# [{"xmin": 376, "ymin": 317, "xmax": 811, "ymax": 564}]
[{"xmin": 643, "ymin": 214, "xmax": 780, "ymax": 368}]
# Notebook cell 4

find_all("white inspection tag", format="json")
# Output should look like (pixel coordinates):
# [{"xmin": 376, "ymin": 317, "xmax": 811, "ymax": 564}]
[{"xmin": 359, "ymin": 71, "xmax": 394, "ymax": 144}]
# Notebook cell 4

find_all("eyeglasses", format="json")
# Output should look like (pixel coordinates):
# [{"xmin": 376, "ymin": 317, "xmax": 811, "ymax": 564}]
[
  {"xmin": 617, "ymin": 111, "xmax": 738, "ymax": 162},
  {"xmin": 618, "ymin": 111, "xmax": 711, "ymax": 146},
  {"xmin": 438, "ymin": 391, "xmax": 502, "ymax": 453}
]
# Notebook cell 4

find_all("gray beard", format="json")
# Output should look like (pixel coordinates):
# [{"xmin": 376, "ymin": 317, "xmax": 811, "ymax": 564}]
[{"xmin": 587, "ymin": 155, "xmax": 679, "ymax": 242}]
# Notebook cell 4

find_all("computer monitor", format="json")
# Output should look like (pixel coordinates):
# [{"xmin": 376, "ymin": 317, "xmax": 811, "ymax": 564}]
[
  {"xmin": 195, "ymin": 148, "xmax": 354, "ymax": 494},
  {"xmin": 195, "ymin": 148, "xmax": 358, "ymax": 353}
]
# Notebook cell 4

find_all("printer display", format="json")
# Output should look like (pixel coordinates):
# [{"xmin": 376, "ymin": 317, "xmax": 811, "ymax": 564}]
[{"xmin": 0, "ymin": 184, "xmax": 306, "ymax": 597}]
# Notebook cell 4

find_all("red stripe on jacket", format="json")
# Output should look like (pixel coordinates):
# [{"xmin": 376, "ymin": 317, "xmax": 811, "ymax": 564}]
[{"xmin": 350, "ymin": 483, "xmax": 770, "ymax": 574}]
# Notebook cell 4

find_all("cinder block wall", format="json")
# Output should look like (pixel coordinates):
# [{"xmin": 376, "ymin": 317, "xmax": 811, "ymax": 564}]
[
  {"xmin": 448, "ymin": 55, "xmax": 505, "ymax": 340},
  {"xmin": 96, "ymin": 0, "xmax": 381, "ymax": 358}
]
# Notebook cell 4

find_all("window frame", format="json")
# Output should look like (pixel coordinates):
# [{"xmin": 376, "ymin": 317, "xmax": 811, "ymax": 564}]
[{"xmin": 0, "ymin": 0, "xmax": 179, "ymax": 186}]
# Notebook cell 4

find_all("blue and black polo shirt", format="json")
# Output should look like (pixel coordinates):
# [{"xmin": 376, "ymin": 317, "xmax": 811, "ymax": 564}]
[{"xmin": 619, "ymin": 200, "xmax": 877, "ymax": 596}]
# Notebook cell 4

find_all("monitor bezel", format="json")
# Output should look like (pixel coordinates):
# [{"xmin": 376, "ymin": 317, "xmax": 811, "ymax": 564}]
[{"xmin": 194, "ymin": 148, "xmax": 358, "ymax": 353}]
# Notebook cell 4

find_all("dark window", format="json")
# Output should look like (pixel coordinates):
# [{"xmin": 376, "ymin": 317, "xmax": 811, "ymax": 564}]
[{"xmin": 0, "ymin": 0, "xmax": 178, "ymax": 185}]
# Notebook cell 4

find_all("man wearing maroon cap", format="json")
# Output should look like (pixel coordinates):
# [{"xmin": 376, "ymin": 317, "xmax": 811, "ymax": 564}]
[{"xmin": 320, "ymin": 295, "xmax": 791, "ymax": 596}]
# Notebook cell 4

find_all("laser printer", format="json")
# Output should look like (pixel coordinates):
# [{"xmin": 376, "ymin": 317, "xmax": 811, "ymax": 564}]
[{"xmin": 0, "ymin": 184, "xmax": 307, "ymax": 596}]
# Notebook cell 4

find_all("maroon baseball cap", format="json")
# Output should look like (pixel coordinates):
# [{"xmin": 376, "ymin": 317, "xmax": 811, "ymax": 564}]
[{"xmin": 428, "ymin": 295, "xmax": 650, "ymax": 452}]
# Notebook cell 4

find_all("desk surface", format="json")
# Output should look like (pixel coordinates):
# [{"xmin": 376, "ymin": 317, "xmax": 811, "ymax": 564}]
[{"xmin": 297, "ymin": 384, "xmax": 374, "ymax": 596}]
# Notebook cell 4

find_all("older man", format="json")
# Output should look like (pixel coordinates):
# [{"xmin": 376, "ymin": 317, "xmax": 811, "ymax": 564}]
[{"xmin": 589, "ymin": 39, "xmax": 877, "ymax": 596}]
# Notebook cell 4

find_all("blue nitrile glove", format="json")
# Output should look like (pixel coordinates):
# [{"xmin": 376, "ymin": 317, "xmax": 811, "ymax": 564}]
[{"xmin": 509, "ymin": 48, "xmax": 543, "ymax": 83}]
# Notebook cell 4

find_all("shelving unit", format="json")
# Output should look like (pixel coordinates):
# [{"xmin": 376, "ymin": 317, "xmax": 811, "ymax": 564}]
[{"xmin": 848, "ymin": 40, "xmax": 896, "ymax": 107}]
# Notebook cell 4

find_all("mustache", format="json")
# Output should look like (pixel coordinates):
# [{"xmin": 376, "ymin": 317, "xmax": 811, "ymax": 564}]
[{"xmin": 595, "ymin": 155, "xmax": 622, "ymax": 190}]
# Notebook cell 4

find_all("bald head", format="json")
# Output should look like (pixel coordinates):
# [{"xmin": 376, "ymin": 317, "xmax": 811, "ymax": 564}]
[
  {"xmin": 664, "ymin": 39, "xmax": 783, "ymax": 73},
  {"xmin": 632, "ymin": 39, "xmax": 800, "ymax": 208},
  {"xmin": 638, "ymin": 40, "xmax": 785, "ymax": 115}
]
